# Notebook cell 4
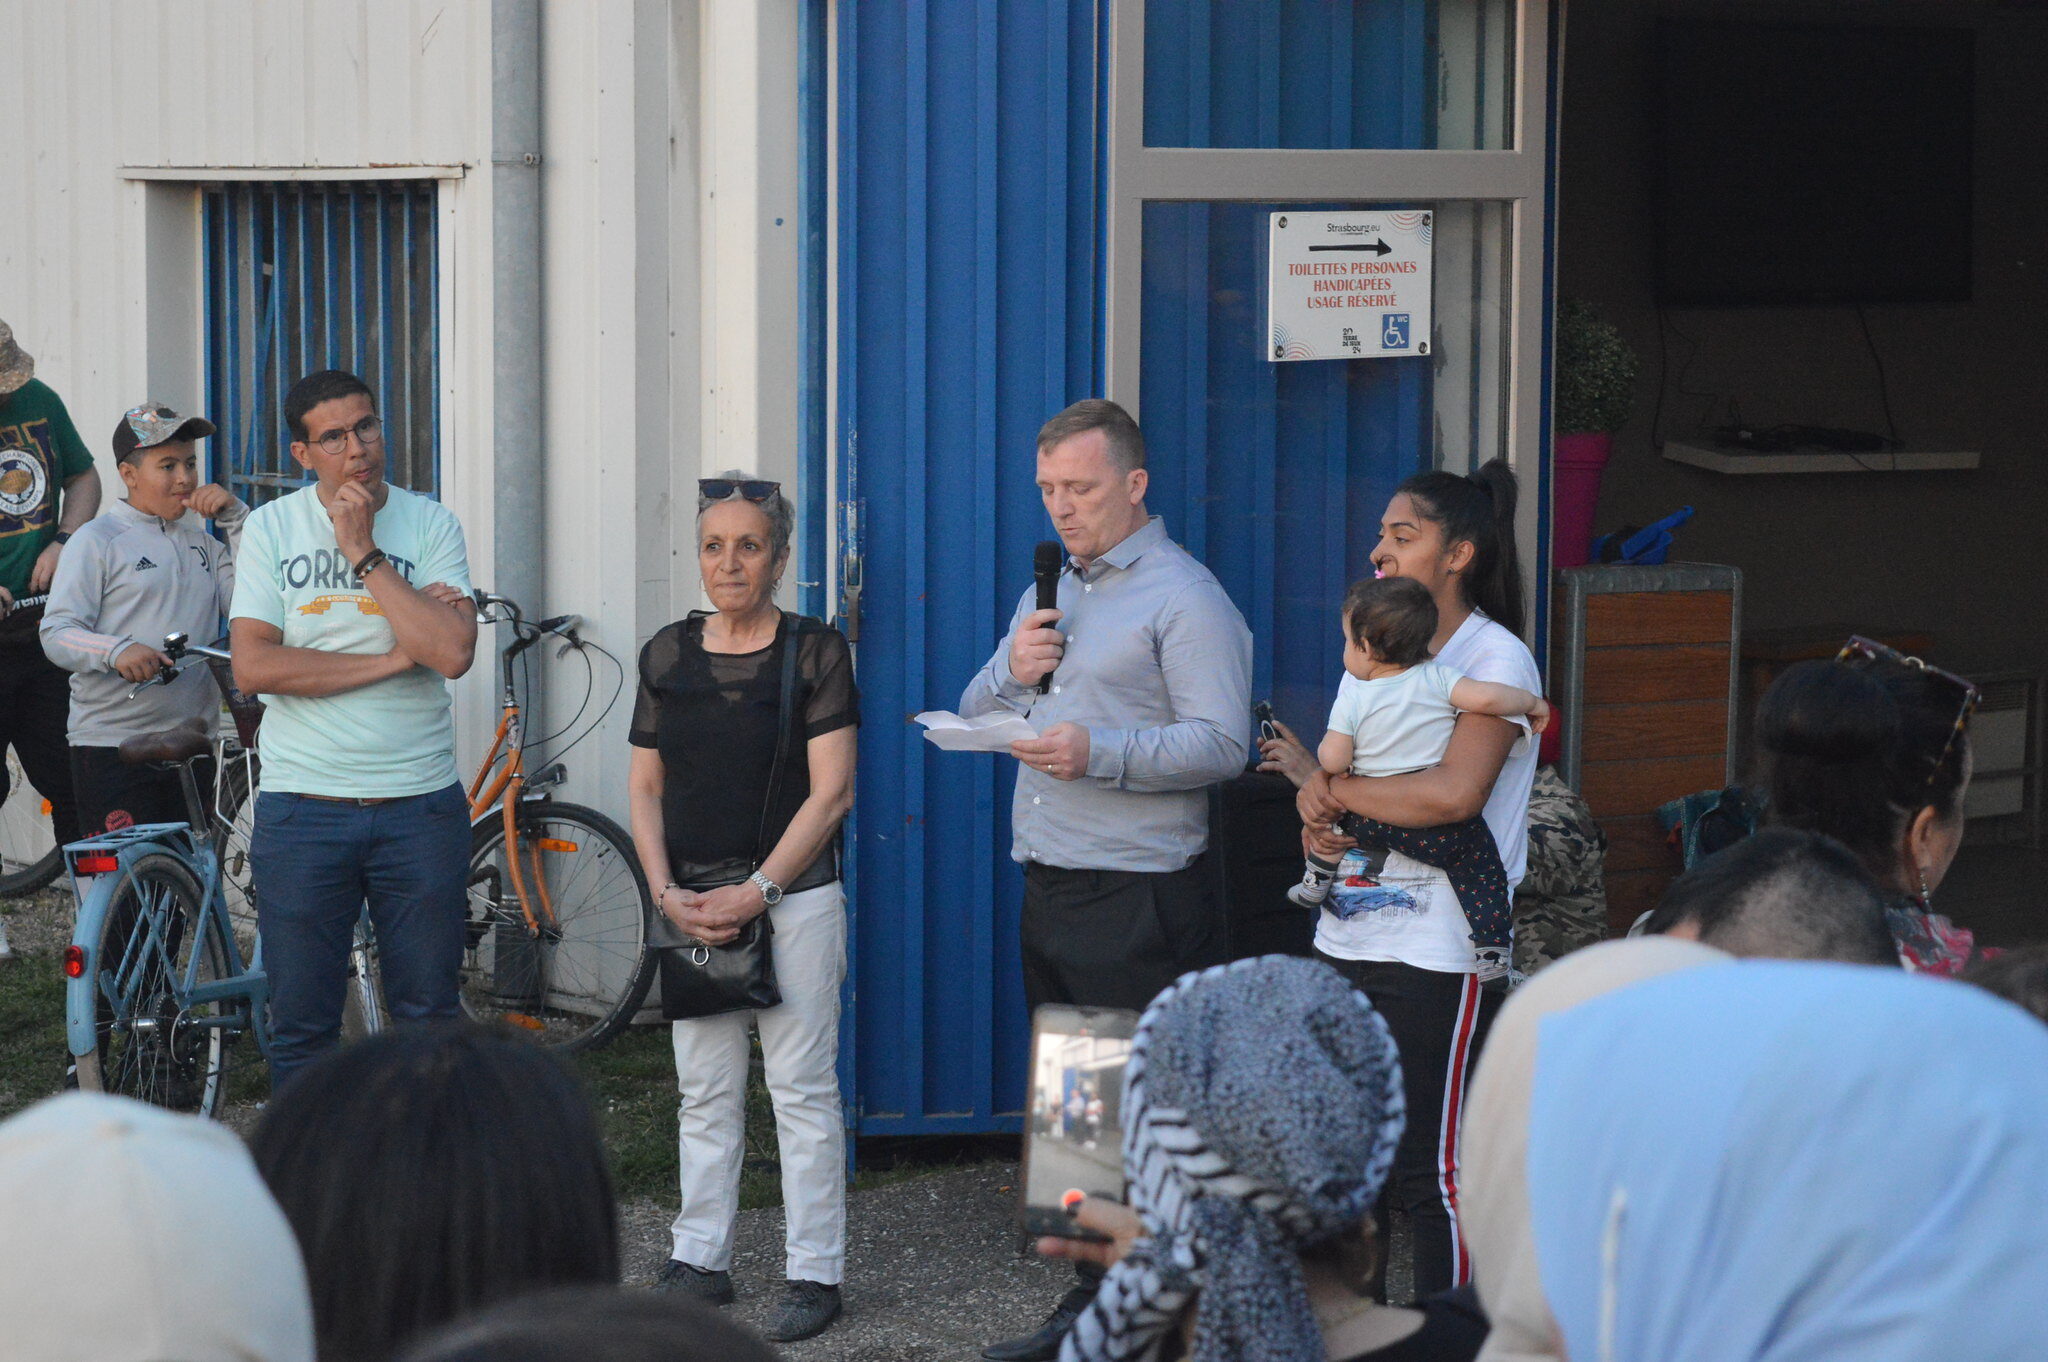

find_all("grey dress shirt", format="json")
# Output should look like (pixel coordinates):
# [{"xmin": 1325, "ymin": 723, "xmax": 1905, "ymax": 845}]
[{"xmin": 959, "ymin": 516, "xmax": 1253, "ymax": 873}]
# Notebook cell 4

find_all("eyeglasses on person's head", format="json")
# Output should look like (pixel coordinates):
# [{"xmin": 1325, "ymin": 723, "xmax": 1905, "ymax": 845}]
[
  {"xmin": 1835, "ymin": 634, "xmax": 1980, "ymax": 792},
  {"xmin": 698, "ymin": 478, "xmax": 781, "ymax": 504},
  {"xmin": 306, "ymin": 414, "xmax": 384, "ymax": 456}
]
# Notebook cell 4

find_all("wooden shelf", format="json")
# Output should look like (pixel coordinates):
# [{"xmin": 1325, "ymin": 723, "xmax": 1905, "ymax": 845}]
[{"xmin": 1663, "ymin": 440, "xmax": 1980, "ymax": 475}]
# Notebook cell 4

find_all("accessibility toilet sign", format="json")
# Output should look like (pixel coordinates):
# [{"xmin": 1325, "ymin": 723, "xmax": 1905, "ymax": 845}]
[{"xmin": 1267, "ymin": 210, "xmax": 1433, "ymax": 361}]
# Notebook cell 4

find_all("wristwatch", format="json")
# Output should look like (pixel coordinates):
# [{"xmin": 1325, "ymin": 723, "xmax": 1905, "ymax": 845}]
[
  {"xmin": 51, "ymin": 530, "xmax": 72, "ymax": 545},
  {"xmin": 747, "ymin": 870, "xmax": 785, "ymax": 907}
]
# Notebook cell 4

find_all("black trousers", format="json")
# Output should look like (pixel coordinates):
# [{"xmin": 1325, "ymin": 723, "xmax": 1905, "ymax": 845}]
[
  {"xmin": 70, "ymin": 747, "xmax": 216, "ymax": 837},
  {"xmin": 0, "ymin": 642, "xmax": 82, "ymax": 845},
  {"xmin": 1316, "ymin": 952, "xmax": 1502, "ymax": 1301},
  {"xmin": 1021, "ymin": 856, "xmax": 1226, "ymax": 1014},
  {"xmin": 1022, "ymin": 856, "xmax": 1225, "ymax": 1299}
]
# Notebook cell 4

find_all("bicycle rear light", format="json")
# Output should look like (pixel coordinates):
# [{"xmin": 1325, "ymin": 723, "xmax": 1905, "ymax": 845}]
[
  {"xmin": 63, "ymin": 945, "xmax": 86, "ymax": 979},
  {"xmin": 537, "ymin": 838, "xmax": 579, "ymax": 853},
  {"xmin": 71, "ymin": 853, "xmax": 119, "ymax": 875}
]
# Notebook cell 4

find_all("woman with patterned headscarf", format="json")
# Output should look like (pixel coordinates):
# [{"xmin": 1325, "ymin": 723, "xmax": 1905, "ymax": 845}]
[{"xmin": 1039, "ymin": 955, "xmax": 1487, "ymax": 1362}]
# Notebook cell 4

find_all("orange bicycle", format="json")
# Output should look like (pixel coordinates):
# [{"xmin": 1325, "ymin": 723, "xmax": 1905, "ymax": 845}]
[{"xmin": 459, "ymin": 590, "xmax": 654, "ymax": 1049}]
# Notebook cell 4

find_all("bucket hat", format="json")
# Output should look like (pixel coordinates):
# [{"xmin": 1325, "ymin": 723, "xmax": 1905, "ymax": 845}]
[{"xmin": 0, "ymin": 319, "xmax": 33, "ymax": 397}]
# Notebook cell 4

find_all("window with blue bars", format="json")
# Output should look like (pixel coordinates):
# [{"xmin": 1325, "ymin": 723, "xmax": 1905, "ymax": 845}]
[{"xmin": 203, "ymin": 181, "xmax": 439, "ymax": 505}]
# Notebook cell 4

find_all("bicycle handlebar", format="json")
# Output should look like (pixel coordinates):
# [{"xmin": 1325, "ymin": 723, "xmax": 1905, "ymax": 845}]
[
  {"xmin": 472, "ymin": 590, "xmax": 581, "ymax": 645},
  {"xmin": 126, "ymin": 632, "xmax": 234, "ymax": 698}
]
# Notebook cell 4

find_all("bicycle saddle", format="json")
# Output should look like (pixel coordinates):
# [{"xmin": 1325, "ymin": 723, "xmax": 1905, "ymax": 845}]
[{"xmin": 119, "ymin": 717, "xmax": 211, "ymax": 766}]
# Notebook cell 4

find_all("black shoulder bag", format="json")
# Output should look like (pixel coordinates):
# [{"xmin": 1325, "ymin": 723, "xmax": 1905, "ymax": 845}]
[{"xmin": 658, "ymin": 616, "xmax": 803, "ymax": 1019}]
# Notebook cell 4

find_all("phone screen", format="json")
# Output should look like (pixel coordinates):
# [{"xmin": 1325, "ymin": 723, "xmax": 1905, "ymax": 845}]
[{"xmin": 1018, "ymin": 1004, "xmax": 1140, "ymax": 1239}]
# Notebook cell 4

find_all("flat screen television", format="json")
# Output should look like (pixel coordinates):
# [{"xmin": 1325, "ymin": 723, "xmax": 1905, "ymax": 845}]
[{"xmin": 1655, "ymin": 20, "xmax": 1974, "ymax": 306}]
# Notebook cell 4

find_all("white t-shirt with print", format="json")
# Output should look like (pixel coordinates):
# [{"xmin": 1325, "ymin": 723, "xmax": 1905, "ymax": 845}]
[
  {"xmin": 1314, "ymin": 610, "xmax": 1541, "ymax": 974},
  {"xmin": 229, "ymin": 484, "xmax": 472, "ymax": 798},
  {"xmin": 1326, "ymin": 660, "xmax": 1466, "ymax": 778}
]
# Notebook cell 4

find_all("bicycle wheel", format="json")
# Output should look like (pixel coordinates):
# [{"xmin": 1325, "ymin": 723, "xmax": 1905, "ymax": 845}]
[
  {"xmin": 1, "ymin": 748, "xmax": 62, "ymax": 896},
  {"xmin": 79, "ymin": 853, "xmax": 240, "ymax": 1117},
  {"xmin": 461, "ymin": 801, "xmax": 654, "ymax": 1051},
  {"xmin": 341, "ymin": 916, "xmax": 386, "ymax": 1040},
  {"xmin": 211, "ymin": 750, "xmax": 259, "ymax": 956}
]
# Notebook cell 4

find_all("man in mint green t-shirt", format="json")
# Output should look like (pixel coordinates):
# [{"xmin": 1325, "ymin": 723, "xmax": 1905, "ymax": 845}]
[{"xmin": 230, "ymin": 369, "xmax": 477, "ymax": 1089}]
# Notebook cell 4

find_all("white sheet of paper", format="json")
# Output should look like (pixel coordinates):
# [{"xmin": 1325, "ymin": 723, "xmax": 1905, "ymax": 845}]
[{"xmin": 916, "ymin": 709, "xmax": 1039, "ymax": 753}]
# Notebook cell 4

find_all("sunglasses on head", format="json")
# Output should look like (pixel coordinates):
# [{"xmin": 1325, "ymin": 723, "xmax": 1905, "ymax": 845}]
[
  {"xmin": 1835, "ymin": 635, "xmax": 1980, "ymax": 791},
  {"xmin": 698, "ymin": 478, "xmax": 781, "ymax": 503}
]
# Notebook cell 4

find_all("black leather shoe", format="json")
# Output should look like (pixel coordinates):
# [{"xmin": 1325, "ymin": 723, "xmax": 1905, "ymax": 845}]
[
  {"xmin": 765, "ymin": 1279, "xmax": 842, "ymax": 1342},
  {"xmin": 652, "ymin": 1259, "xmax": 734, "ymax": 1305},
  {"xmin": 981, "ymin": 1287, "xmax": 1093, "ymax": 1362}
]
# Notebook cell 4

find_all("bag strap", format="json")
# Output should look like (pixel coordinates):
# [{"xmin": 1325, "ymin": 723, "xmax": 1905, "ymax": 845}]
[{"xmin": 751, "ymin": 613, "xmax": 806, "ymax": 867}]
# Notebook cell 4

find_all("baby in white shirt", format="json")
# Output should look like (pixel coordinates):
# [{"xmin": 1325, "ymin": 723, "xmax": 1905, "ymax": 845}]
[{"xmin": 1293, "ymin": 577, "xmax": 1549, "ymax": 974}]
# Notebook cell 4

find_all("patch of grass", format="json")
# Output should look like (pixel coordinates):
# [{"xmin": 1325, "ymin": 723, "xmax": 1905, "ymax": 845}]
[
  {"xmin": 0, "ymin": 950, "xmax": 70, "ymax": 1119},
  {"xmin": 574, "ymin": 1026, "xmax": 824, "ymax": 1210},
  {"xmin": 0, "ymin": 907, "xmax": 989, "ymax": 1215},
  {"xmin": 574, "ymin": 1024, "xmax": 1007, "ymax": 1210}
]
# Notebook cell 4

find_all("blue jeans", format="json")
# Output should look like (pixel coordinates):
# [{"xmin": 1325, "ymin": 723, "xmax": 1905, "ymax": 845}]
[{"xmin": 251, "ymin": 782, "xmax": 471, "ymax": 1090}]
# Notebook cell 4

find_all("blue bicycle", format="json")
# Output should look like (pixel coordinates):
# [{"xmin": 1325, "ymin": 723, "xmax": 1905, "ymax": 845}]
[{"xmin": 61, "ymin": 633, "xmax": 383, "ymax": 1114}]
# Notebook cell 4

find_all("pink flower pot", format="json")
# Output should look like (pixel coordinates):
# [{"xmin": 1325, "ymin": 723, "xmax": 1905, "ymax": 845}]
[{"xmin": 1551, "ymin": 430, "xmax": 1613, "ymax": 569}]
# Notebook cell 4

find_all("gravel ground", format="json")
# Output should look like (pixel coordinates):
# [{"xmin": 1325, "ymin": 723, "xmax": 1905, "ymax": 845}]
[
  {"xmin": 620, "ymin": 1162, "xmax": 1075, "ymax": 1361},
  {"xmin": 0, "ymin": 884, "xmax": 71, "ymax": 958}
]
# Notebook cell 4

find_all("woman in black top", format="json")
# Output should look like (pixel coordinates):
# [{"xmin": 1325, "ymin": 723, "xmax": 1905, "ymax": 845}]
[{"xmin": 627, "ymin": 472, "xmax": 857, "ymax": 1345}]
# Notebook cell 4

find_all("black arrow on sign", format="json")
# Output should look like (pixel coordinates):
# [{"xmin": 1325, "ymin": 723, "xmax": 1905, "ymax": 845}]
[{"xmin": 1308, "ymin": 238, "xmax": 1392, "ymax": 256}]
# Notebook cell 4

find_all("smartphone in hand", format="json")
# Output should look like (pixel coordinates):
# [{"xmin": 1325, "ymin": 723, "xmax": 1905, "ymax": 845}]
[
  {"xmin": 1252, "ymin": 698, "xmax": 1278, "ymax": 744},
  {"xmin": 1018, "ymin": 1003, "xmax": 1139, "ymax": 1241}
]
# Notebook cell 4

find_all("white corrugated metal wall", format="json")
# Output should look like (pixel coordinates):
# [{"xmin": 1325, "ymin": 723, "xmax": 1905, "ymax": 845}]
[{"xmin": 1, "ymin": 0, "xmax": 807, "ymax": 830}]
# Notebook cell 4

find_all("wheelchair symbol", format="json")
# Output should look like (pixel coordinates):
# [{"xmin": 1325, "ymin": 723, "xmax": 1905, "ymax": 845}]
[{"xmin": 1381, "ymin": 314, "xmax": 1411, "ymax": 350}]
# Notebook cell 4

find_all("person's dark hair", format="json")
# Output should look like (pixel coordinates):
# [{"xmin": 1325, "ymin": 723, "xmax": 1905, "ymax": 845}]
[
  {"xmin": 284, "ymin": 369, "xmax": 376, "ymax": 442},
  {"xmin": 393, "ymin": 1287, "xmax": 779, "ymax": 1362},
  {"xmin": 1395, "ymin": 458, "xmax": 1524, "ymax": 636},
  {"xmin": 1342, "ymin": 576, "xmax": 1437, "ymax": 669},
  {"xmin": 249, "ymin": 1025, "xmax": 618, "ymax": 1362},
  {"xmin": 1641, "ymin": 827, "xmax": 1897, "ymax": 966},
  {"xmin": 1962, "ymin": 944, "xmax": 2048, "ymax": 1026},
  {"xmin": 1755, "ymin": 657, "xmax": 1971, "ymax": 886},
  {"xmin": 1036, "ymin": 398, "xmax": 1146, "ymax": 472}
]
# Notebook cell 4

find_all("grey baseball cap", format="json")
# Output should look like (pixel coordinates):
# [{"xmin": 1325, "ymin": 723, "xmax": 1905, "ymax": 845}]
[{"xmin": 112, "ymin": 402, "xmax": 217, "ymax": 461}]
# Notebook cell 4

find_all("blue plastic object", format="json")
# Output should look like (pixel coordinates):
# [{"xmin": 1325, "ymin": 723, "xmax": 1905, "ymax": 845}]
[{"xmin": 1592, "ymin": 505, "xmax": 1694, "ymax": 566}]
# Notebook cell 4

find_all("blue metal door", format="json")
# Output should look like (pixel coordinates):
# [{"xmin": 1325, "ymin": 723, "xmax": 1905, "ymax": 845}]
[{"xmin": 835, "ymin": 2, "xmax": 1108, "ymax": 1134}]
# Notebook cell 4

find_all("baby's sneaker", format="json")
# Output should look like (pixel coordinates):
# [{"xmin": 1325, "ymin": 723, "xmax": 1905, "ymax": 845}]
[{"xmin": 1287, "ymin": 865, "xmax": 1336, "ymax": 908}]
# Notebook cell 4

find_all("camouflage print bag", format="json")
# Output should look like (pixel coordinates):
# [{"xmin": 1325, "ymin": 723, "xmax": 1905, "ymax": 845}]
[{"xmin": 1512, "ymin": 766, "xmax": 1609, "ymax": 978}]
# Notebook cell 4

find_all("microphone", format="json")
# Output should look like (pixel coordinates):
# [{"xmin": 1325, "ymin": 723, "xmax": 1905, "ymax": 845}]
[{"xmin": 1033, "ymin": 540, "xmax": 1063, "ymax": 694}]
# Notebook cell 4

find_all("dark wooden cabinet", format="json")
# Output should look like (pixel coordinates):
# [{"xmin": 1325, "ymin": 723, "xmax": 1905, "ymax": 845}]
[{"xmin": 1556, "ymin": 564, "xmax": 1742, "ymax": 933}]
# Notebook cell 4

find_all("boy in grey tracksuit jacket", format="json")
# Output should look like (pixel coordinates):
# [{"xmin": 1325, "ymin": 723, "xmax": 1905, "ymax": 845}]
[{"xmin": 40, "ymin": 403, "xmax": 245, "ymax": 834}]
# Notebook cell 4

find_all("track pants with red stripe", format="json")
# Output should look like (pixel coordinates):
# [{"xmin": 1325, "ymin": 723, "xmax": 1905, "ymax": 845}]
[{"xmin": 1316, "ymin": 953, "xmax": 1502, "ymax": 1300}]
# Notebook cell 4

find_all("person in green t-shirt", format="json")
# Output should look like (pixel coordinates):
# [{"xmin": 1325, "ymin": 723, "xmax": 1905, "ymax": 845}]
[{"xmin": 0, "ymin": 319, "xmax": 103, "ymax": 851}]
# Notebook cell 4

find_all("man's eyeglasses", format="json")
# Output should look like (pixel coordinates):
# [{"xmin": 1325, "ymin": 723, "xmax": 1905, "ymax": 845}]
[
  {"xmin": 698, "ymin": 478, "xmax": 781, "ymax": 503},
  {"xmin": 1835, "ymin": 635, "xmax": 1980, "ymax": 791},
  {"xmin": 306, "ymin": 415, "xmax": 384, "ymax": 456}
]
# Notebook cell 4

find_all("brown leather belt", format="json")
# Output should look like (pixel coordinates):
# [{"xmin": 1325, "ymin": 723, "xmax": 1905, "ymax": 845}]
[{"xmin": 295, "ymin": 793, "xmax": 399, "ymax": 806}]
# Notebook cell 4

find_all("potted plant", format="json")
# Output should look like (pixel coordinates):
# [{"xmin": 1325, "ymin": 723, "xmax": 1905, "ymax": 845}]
[{"xmin": 1552, "ymin": 299, "xmax": 1640, "ymax": 568}]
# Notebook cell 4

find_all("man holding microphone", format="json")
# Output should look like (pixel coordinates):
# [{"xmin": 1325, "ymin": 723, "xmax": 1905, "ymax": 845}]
[{"xmin": 960, "ymin": 399, "xmax": 1252, "ymax": 1362}]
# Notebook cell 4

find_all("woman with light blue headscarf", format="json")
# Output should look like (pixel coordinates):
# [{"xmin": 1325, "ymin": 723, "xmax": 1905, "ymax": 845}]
[{"xmin": 1526, "ymin": 960, "xmax": 2048, "ymax": 1362}]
